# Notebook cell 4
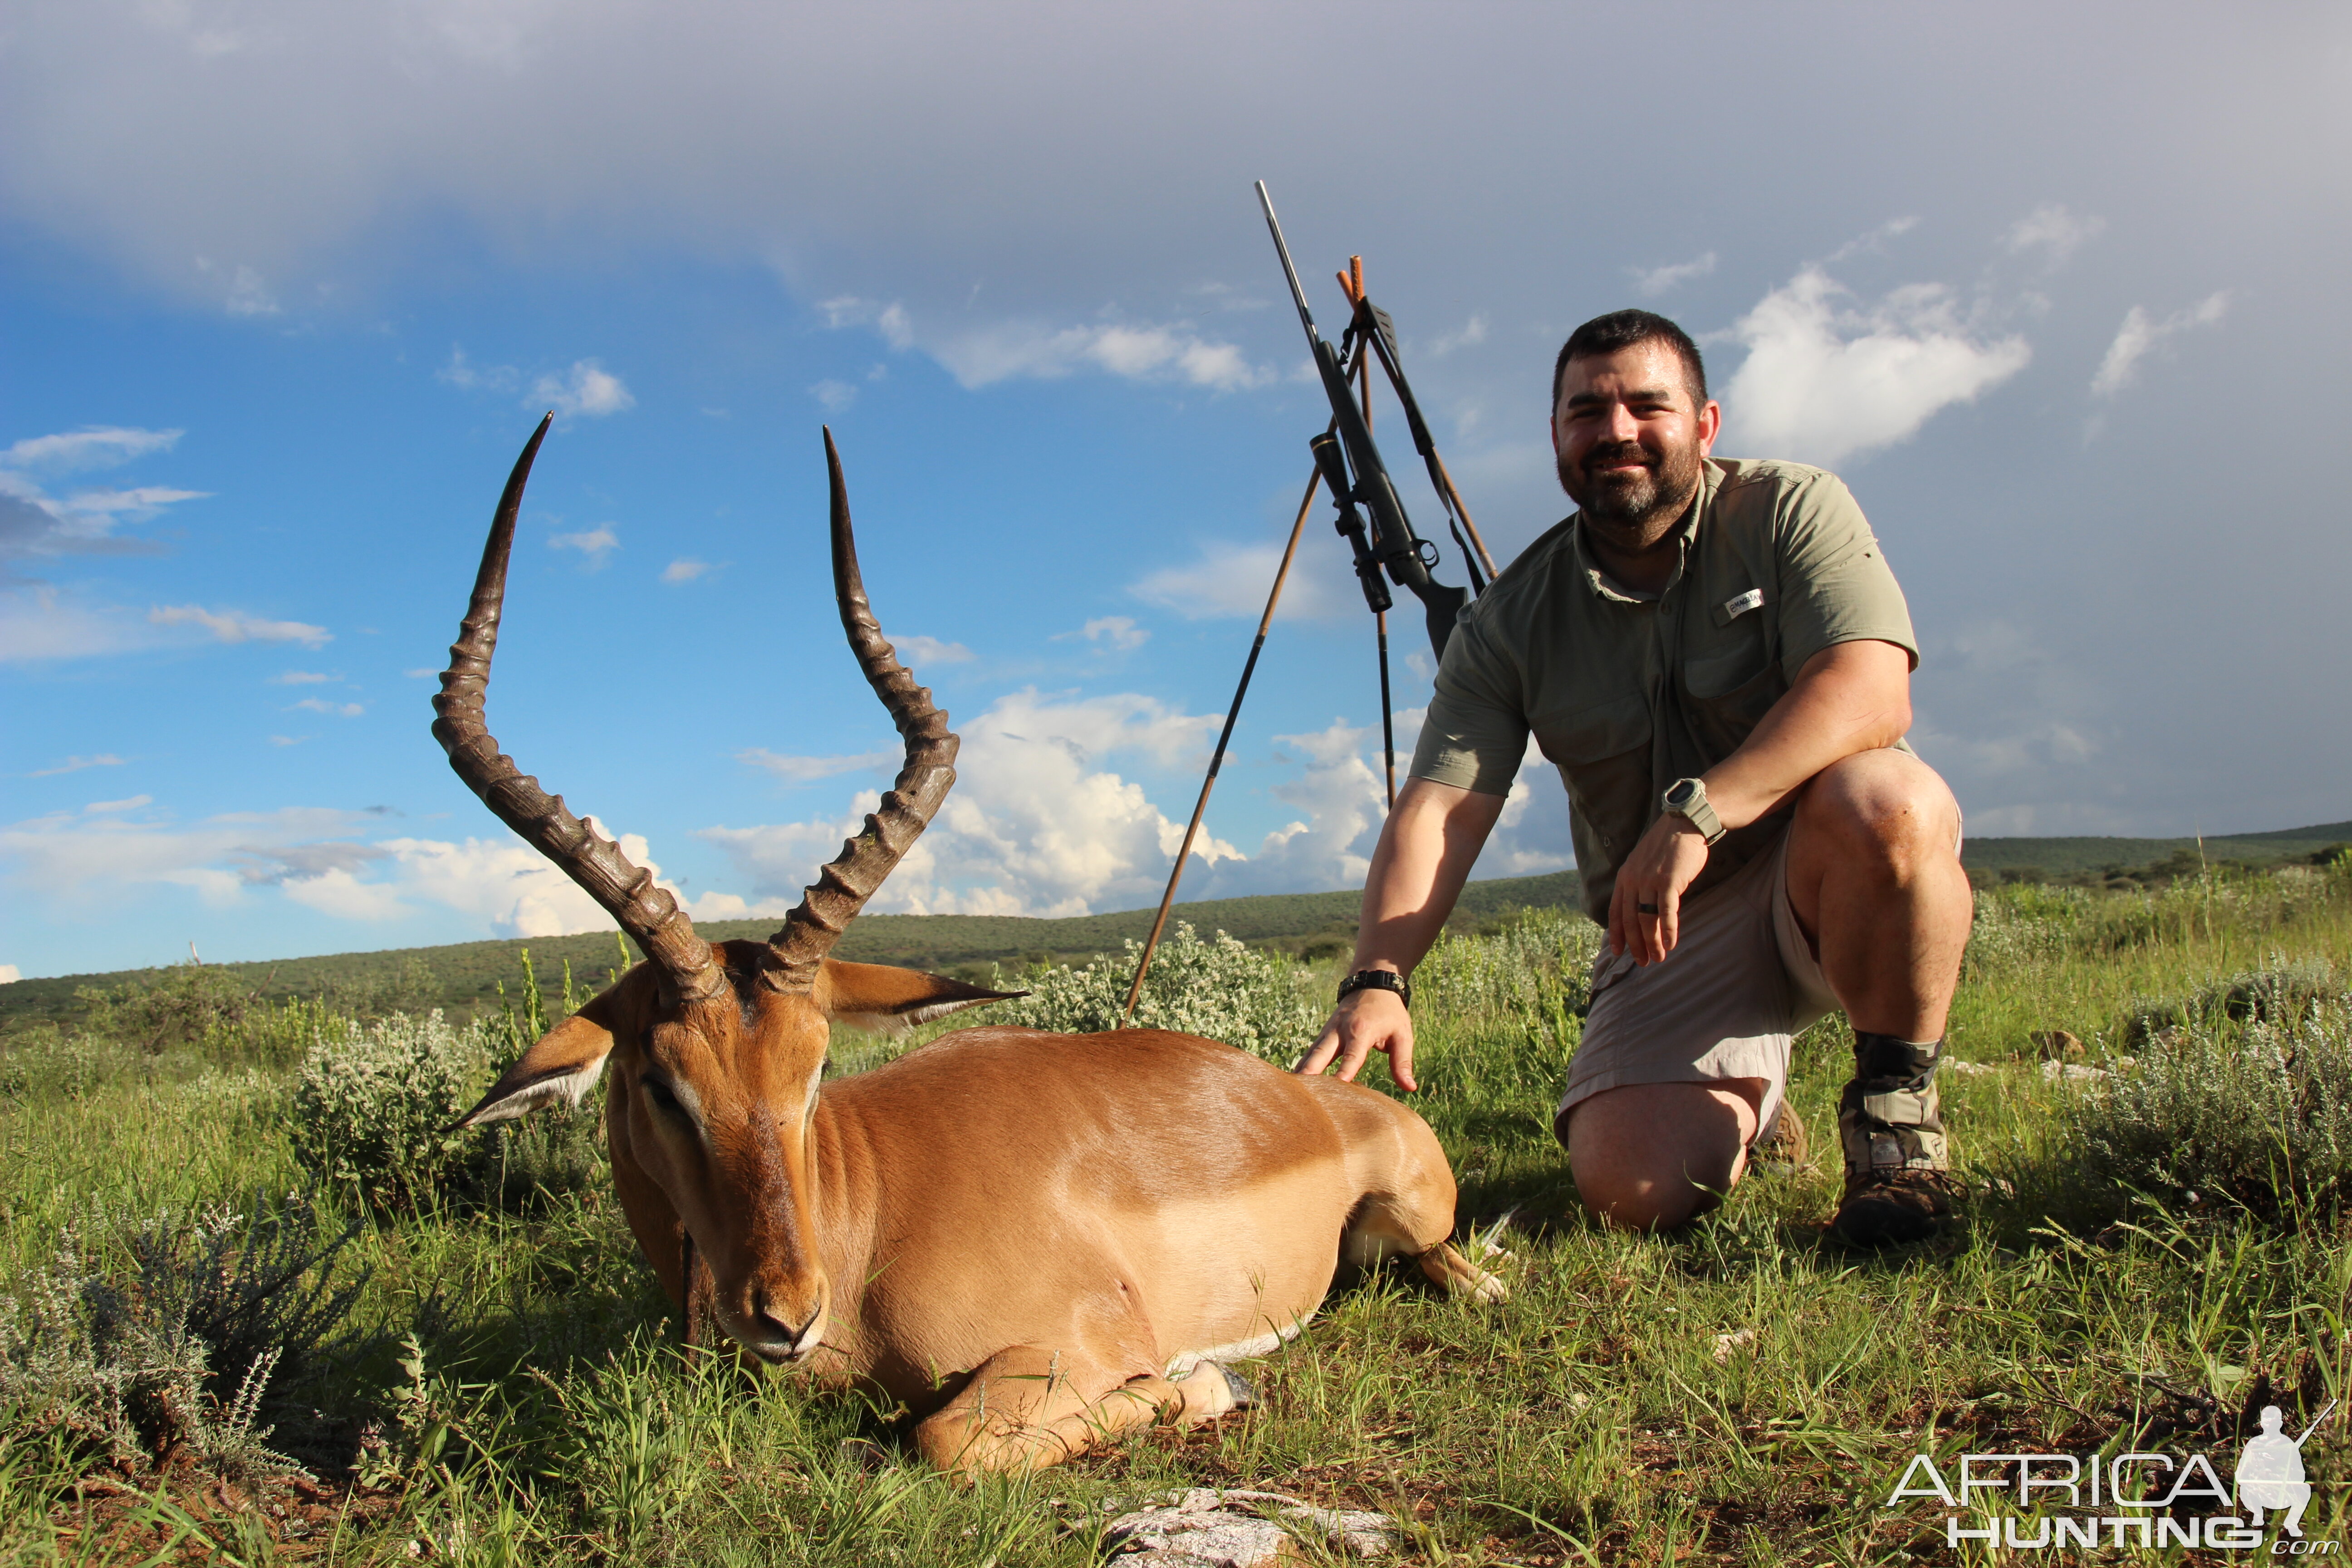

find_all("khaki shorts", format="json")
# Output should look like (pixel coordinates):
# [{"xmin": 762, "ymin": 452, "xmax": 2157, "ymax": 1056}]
[{"xmin": 1559, "ymin": 828, "xmax": 1837, "ymax": 1147}]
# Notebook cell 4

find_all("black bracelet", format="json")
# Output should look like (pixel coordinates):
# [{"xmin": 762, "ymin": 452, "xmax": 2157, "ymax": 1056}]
[{"xmin": 1338, "ymin": 970, "xmax": 1411, "ymax": 1008}]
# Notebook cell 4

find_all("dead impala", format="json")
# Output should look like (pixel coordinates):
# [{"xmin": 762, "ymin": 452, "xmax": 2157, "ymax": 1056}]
[{"xmin": 436, "ymin": 418, "xmax": 1503, "ymax": 1473}]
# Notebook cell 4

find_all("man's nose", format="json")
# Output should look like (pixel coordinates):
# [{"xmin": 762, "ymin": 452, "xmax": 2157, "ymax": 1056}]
[{"xmin": 1603, "ymin": 402, "xmax": 1641, "ymax": 443}]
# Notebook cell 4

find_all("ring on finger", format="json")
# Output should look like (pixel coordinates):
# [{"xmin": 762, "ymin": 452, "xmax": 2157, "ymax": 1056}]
[{"xmin": 1637, "ymin": 901, "xmax": 1660, "ymax": 915}]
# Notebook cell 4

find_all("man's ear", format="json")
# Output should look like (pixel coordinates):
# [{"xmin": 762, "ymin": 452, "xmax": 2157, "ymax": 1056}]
[
  {"xmin": 814, "ymin": 959, "xmax": 1024, "ymax": 1035},
  {"xmin": 454, "ymin": 1010, "xmax": 616, "ymax": 1128}
]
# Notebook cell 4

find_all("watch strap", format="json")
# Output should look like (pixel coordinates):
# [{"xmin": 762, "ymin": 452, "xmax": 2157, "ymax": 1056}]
[
  {"xmin": 1338, "ymin": 969, "xmax": 1411, "ymax": 1008},
  {"xmin": 1664, "ymin": 777, "xmax": 1727, "ymax": 845}
]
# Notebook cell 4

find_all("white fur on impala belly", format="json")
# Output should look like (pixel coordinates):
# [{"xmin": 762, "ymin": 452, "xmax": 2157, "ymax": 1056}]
[{"xmin": 1164, "ymin": 1314, "xmax": 1311, "ymax": 1380}]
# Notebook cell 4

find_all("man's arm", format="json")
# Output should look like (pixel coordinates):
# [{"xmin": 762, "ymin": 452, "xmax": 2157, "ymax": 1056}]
[
  {"xmin": 1610, "ymin": 637, "xmax": 1911, "ymax": 964},
  {"xmin": 1293, "ymin": 778, "xmax": 1507, "ymax": 1089}
]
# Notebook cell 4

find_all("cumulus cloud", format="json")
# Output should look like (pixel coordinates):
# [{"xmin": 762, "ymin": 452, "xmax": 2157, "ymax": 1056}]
[
  {"xmin": 0, "ymin": 426, "xmax": 204, "ymax": 569},
  {"xmin": 549, "ymin": 524, "xmax": 618, "ymax": 568},
  {"xmin": 149, "ymin": 603, "xmax": 331, "ymax": 647},
  {"xmin": 820, "ymin": 297, "xmax": 915, "ymax": 350},
  {"xmin": 437, "ymin": 346, "xmax": 519, "ymax": 392},
  {"xmin": 809, "ymin": 379, "xmax": 857, "ymax": 412},
  {"xmin": 1130, "ymin": 539, "xmax": 1338, "ymax": 621},
  {"xmin": 1630, "ymin": 252, "xmax": 1717, "ymax": 297},
  {"xmin": 1720, "ymin": 266, "xmax": 2031, "ymax": 466},
  {"xmin": 661, "ymin": 556, "xmax": 710, "ymax": 584},
  {"xmin": 28, "ymin": 753, "xmax": 125, "ymax": 778},
  {"xmin": 270, "ymin": 669, "xmax": 331, "ymax": 684},
  {"xmin": 287, "ymin": 697, "xmax": 364, "ymax": 716},
  {"xmin": 892, "ymin": 633, "xmax": 972, "ymax": 665},
  {"xmin": 931, "ymin": 319, "xmax": 1272, "ymax": 393},
  {"xmin": 2090, "ymin": 292, "xmax": 2230, "ymax": 397},
  {"xmin": 532, "ymin": 359, "xmax": 634, "ymax": 418},
  {"xmin": 737, "ymin": 747, "xmax": 897, "ymax": 782},
  {"xmin": 1427, "ymin": 314, "xmax": 1489, "ymax": 356},
  {"xmin": 1056, "ymin": 615, "xmax": 1148, "ymax": 652},
  {"xmin": 2003, "ymin": 202, "xmax": 2105, "ymax": 266}
]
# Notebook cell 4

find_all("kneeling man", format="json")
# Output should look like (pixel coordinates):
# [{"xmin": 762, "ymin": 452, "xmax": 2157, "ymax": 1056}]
[{"xmin": 1298, "ymin": 309, "xmax": 1972, "ymax": 1245}]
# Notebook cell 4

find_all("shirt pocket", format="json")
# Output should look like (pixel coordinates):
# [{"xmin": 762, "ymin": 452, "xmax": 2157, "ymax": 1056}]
[{"xmin": 1681, "ymin": 652, "xmax": 1785, "ymax": 760}]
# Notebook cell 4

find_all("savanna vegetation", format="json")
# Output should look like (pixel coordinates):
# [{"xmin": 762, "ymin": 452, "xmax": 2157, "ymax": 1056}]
[{"xmin": 5, "ymin": 857, "xmax": 2352, "ymax": 1563}]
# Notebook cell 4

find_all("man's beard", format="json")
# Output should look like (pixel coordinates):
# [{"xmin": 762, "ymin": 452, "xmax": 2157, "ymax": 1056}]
[{"xmin": 1557, "ymin": 438, "xmax": 1704, "ymax": 541}]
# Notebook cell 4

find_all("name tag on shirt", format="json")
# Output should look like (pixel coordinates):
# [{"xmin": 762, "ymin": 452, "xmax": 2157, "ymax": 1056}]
[{"xmin": 1714, "ymin": 588, "xmax": 1765, "ymax": 627}]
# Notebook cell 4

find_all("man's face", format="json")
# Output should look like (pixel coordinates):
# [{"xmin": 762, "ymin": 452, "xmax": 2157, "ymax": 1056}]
[{"xmin": 1551, "ymin": 340, "xmax": 1720, "ymax": 538}]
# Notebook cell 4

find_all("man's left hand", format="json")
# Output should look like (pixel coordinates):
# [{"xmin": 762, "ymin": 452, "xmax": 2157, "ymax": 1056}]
[{"xmin": 1608, "ymin": 814, "xmax": 1711, "ymax": 965}]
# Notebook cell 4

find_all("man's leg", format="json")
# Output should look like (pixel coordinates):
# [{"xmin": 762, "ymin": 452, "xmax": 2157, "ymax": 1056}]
[
  {"xmin": 1784, "ymin": 749, "xmax": 1972, "ymax": 1243},
  {"xmin": 1562, "ymin": 1078, "xmax": 1766, "ymax": 1231}
]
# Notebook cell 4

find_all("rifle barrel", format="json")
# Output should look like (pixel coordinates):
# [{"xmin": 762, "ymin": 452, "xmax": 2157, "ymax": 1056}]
[{"xmin": 1255, "ymin": 181, "xmax": 1319, "ymax": 341}]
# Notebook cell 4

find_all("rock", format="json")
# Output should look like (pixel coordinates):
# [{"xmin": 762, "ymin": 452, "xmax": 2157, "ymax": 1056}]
[
  {"xmin": 2031, "ymin": 1029, "xmax": 2084, "ymax": 1061},
  {"xmin": 2040, "ymin": 1059, "xmax": 2110, "ymax": 1083},
  {"xmin": 1945, "ymin": 1059, "xmax": 1995, "ymax": 1077},
  {"xmin": 1100, "ymin": 1487, "xmax": 1397, "ymax": 1565}
]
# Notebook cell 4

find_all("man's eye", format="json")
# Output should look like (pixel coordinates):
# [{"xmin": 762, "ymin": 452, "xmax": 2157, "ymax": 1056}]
[{"xmin": 641, "ymin": 1074, "xmax": 683, "ymax": 1114}]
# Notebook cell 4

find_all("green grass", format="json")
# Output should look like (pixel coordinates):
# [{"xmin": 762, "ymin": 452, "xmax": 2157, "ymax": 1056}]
[{"xmin": 5, "ymin": 865, "xmax": 2352, "ymax": 1562}]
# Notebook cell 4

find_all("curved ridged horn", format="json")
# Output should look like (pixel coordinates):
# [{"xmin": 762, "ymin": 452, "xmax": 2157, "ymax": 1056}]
[
  {"xmin": 764, "ymin": 429, "xmax": 959, "ymax": 991},
  {"xmin": 432, "ymin": 416, "xmax": 724, "ymax": 1002}
]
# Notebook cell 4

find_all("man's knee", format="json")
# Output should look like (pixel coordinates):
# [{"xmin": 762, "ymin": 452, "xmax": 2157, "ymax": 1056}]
[
  {"xmin": 1796, "ymin": 751, "xmax": 1960, "ymax": 877},
  {"xmin": 1562, "ymin": 1081, "xmax": 1761, "ymax": 1232}
]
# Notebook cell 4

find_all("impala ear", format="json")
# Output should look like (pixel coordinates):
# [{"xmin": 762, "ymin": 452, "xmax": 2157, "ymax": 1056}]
[
  {"xmin": 454, "ymin": 1009, "xmax": 616, "ymax": 1128},
  {"xmin": 814, "ymin": 959, "xmax": 1024, "ymax": 1035}
]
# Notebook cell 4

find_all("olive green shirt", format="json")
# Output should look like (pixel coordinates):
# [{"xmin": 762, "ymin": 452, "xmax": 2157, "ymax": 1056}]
[{"xmin": 1411, "ymin": 457, "xmax": 1919, "ymax": 923}]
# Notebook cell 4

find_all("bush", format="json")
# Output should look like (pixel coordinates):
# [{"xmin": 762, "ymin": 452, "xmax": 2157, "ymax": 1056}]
[
  {"xmin": 0, "ymin": 1025, "xmax": 133, "ymax": 1102},
  {"xmin": 0, "ymin": 1192, "xmax": 364, "ymax": 1476},
  {"xmin": 289, "ymin": 1011, "xmax": 496, "ymax": 1209},
  {"xmin": 1416, "ymin": 906, "xmax": 1601, "ymax": 1026},
  {"xmin": 988, "ymin": 923, "xmax": 1323, "ymax": 1062},
  {"xmin": 2064, "ymin": 961, "xmax": 2352, "ymax": 1224}
]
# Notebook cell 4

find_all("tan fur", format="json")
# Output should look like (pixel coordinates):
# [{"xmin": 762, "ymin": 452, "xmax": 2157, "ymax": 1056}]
[{"xmin": 460, "ymin": 944, "xmax": 1501, "ymax": 1473}]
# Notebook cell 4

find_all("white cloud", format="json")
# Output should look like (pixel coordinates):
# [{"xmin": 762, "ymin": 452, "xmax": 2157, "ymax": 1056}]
[
  {"xmin": 549, "ymin": 524, "xmax": 618, "ymax": 568},
  {"xmin": 4, "ymin": 426, "xmax": 181, "ymax": 474},
  {"xmin": 893, "ymin": 633, "xmax": 973, "ymax": 666},
  {"xmin": 86, "ymin": 794, "xmax": 152, "ymax": 813},
  {"xmin": 1630, "ymin": 252, "xmax": 1717, "ymax": 297},
  {"xmin": 1427, "ymin": 314, "xmax": 1489, "ymax": 356},
  {"xmin": 29, "ymin": 753, "xmax": 125, "ymax": 777},
  {"xmin": 437, "ymin": 345, "xmax": 519, "ymax": 392},
  {"xmin": 1056, "ymin": 615, "xmax": 1148, "ymax": 652},
  {"xmin": 0, "ymin": 588, "xmax": 152, "ymax": 660},
  {"xmin": 737, "ymin": 747, "xmax": 897, "ymax": 782},
  {"xmin": 661, "ymin": 557, "xmax": 710, "ymax": 584},
  {"xmin": 268, "ymin": 735, "xmax": 305, "ymax": 746},
  {"xmin": 288, "ymin": 697, "xmax": 364, "ymax": 716},
  {"xmin": 531, "ymin": 359, "xmax": 635, "ymax": 418},
  {"xmin": 2003, "ymin": 202, "xmax": 2105, "ymax": 266},
  {"xmin": 930, "ymin": 319, "xmax": 1272, "ymax": 393},
  {"xmin": 2090, "ymin": 292, "xmax": 2230, "ymax": 397},
  {"xmin": 149, "ymin": 603, "xmax": 331, "ymax": 647},
  {"xmin": 810, "ymin": 378, "xmax": 857, "ymax": 412},
  {"xmin": 270, "ymin": 669, "xmax": 331, "ymax": 684},
  {"xmin": 819, "ymin": 297, "xmax": 915, "ymax": 350},
  {"xmin": 1129, "ymin": 539, "xmax": 1338, "ymax": 621},
  {"xmin": 0, "ymin": 965, "xmax": 18, "ymax": 985},
  {"xmin": 1721, "ymin": 266, "xmax": 2031, "ymax": 466}
]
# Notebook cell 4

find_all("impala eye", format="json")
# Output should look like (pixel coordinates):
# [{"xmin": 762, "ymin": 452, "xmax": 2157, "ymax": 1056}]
[{"xmin": 640, "ymin": 1074, "xmax": 683, "ymax": 1115}]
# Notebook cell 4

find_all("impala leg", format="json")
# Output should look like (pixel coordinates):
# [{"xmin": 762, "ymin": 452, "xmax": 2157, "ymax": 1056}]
[{"xmin": 912, "ymin": 1346, "xmax": 1252, "ymax": 1475}]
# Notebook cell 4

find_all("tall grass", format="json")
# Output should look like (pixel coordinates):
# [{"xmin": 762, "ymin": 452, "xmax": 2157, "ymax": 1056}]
[{"xmin": 1, "ymin": 864, "xmax": 2348, "ymax": 1562}]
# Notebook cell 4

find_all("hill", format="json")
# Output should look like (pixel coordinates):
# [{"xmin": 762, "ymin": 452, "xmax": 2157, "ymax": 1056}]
[{"xmin": 5, "ymin": 818, "xmax": 2344, "ymax": 1035}]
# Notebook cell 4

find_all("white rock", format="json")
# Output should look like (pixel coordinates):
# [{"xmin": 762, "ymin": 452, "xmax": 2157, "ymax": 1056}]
[{"xmin": 1101, "ymin": 1487, "xmax": 1396, "ymax": 1565}]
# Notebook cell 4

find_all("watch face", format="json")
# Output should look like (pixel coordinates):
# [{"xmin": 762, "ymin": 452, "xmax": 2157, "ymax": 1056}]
[{"xmin": 1665, "ymin": 779, "xmax": 1696, "ymax": 808}]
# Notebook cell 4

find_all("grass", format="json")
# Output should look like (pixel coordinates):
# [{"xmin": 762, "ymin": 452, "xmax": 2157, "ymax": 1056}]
[{"xmin": 3, "ymin": 865, "xmax": 2352, "ymax": 1562}]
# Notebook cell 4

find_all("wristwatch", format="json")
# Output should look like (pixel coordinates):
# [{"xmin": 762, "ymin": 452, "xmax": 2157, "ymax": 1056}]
[
  {"xmin": 1662, "ymin": 776, "xmax": 1727, "ymax": 845},
  {"xmin": 1338, "ymin": 970, "xmax": 1411, "ymax": 1008}
]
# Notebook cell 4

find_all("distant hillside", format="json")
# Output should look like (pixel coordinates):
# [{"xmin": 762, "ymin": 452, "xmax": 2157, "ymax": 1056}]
[{"xmin": 6, "ymin": 818, "xmax": 2343, "ymax": 1035}]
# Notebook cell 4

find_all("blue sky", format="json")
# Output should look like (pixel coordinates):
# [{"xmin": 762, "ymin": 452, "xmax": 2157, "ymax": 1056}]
[{"xmin": 4, "ymin": 3, "xmax": 2348, "ymax": 980}]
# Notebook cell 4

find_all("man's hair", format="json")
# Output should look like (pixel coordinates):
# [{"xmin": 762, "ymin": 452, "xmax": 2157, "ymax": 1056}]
[{"xmin": 1551, "ymin": 309, "xmax": 1709, "ymax": 413}]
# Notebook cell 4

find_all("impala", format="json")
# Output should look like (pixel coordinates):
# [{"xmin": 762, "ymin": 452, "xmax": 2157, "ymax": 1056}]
[{"xmin": 437, "ymin": 418, "xmax": 1503, "ymax": 1473}]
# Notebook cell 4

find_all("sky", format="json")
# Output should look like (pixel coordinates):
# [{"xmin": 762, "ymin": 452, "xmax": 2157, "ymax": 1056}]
[{"xmin": 4, "ymin": 2, "xmax": 2348, "ymax": 980}]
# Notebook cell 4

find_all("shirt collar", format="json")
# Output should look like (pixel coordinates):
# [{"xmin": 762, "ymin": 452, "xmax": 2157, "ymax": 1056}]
[{"xmin": 1570, "ymin": 460, "xmax": 1720, "ymax": 603}]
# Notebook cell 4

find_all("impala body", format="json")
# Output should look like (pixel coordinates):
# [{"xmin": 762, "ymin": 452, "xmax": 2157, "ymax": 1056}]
[{"xmin": 439, "ymin": 421, "xmax": 1499, "ymax": 1471}]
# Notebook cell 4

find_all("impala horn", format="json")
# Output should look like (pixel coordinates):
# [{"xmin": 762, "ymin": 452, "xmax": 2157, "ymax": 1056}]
[
  {"xmin": 763, "ymin": 428, "xmax": 959, "ymax": 992},
  {"xmin": 431, "ymin": 415, "xmax": 725, "ymax": 1004}
]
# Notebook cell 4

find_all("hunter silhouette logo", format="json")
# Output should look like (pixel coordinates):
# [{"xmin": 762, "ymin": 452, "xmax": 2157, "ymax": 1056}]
[
  {"xmin": 2238, "ymin": 1402, "xmax": 2335, "ymax": 1538},
  {"xmin": 1884, "ymin": 1400, "xmax": 2340, "ymax": 1552}
]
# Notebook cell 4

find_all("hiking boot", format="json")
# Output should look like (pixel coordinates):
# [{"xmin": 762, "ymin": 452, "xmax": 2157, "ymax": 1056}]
[
  {"xmin": 1831, "ymin": 1032, "xmax": 1955, "ymax": 1245},
  {"xmin": 1750, "ymin": 1104, "xmax": 1809, "ymax": 1173},
  {"xmin": 1831, "ymin": 1165, "xmax": 1961, "ymax": 1245}
]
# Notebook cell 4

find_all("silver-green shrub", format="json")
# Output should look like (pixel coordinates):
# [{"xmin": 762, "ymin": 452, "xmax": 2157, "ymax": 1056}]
[
  {"xmin": 0, "ymin": 1194, "xmax": 363, "ymax": 1475},
  {"xmin": 289, "ymin": 1011, "xmax": 495, "ymax": 1208},
  {"xmin": 988, "ymin": 923, "xmax": 1322, "ymax": 1062},
  {"xmin": 1415, "ymin": 906, "xmax": 1602, "ymax": 1025},
  {"xmin": 2066, "ymin": 961, "xmax": 2352, "ymax": 1224}
]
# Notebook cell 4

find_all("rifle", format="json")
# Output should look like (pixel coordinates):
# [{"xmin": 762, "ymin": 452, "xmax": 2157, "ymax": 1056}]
[{"xmin": 1255, "ymin": 181, "xmax": 1474, "ymax": 659}]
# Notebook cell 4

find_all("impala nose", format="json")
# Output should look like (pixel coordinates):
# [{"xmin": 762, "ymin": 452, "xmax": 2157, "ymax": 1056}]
[{"xmin": 749, "ymin": 1286, "xmax": 825, "ymax": 1360}]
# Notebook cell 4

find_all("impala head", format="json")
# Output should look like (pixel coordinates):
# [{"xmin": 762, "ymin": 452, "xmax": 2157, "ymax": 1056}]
[{"xmin": 437, "ymin": 420, "xmax": 1011, "ymax": 1362}]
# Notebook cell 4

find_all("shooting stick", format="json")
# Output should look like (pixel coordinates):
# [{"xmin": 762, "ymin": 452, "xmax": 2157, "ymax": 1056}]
[{"xmin": 1121, "ymin": 469, "xmax": 1322, "ymax": 1021}]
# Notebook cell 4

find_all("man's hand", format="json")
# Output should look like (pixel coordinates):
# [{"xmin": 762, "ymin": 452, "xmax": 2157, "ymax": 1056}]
[
  {"xmin": 1294, "ymin": 986, "xmax": 1418, "ymax": 1091},
  {"xmin": 1607, "ymin": 814, "xmax": 1711, "ymax": 965}
]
